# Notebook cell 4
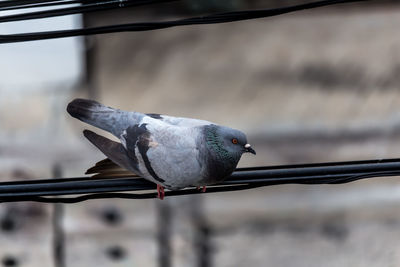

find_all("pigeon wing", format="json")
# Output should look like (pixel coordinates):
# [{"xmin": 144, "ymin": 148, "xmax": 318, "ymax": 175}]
[
  {"xmin": 83, "ymin": 130, "xmax": 141, "ymax": 175},
  {"xmin": 121, "ymin": 120, "xmax": 205, "ymax": 189},
  {"xmin": 146, "ymin": 113, "xmax": 211, "ymax": 127}
]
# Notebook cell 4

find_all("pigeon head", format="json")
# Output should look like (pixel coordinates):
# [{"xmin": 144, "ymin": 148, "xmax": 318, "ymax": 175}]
[
  {"xmin": 205, "ymin": 125, "xmax": 256, "ymax": 163},
  {"xmin": 218, "ymin": 126, "xmax": 256, "ymax": 156}
]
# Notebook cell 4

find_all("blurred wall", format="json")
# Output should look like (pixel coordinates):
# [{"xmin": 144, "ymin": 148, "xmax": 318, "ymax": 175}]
[
  {"xmin": 81, "ymin": 1, "xmax": 400, "ymax": 166},
  {"xmin": 1, "ymin": 1, "xmax": 400, "ymax": 267},
  {"xmin": 71, "ymin": 2, "xmax": 400, "ymax": 267}
]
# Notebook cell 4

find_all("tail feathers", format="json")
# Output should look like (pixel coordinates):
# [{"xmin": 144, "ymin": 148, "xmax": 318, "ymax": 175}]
[
  {"xmin": 83, "ymin": 130, "xmax": 140, "ymax": 177},
  {"xmin": 86, "ymin": 158, "xmax": 119, "ymax": 174},
  {"xmin": 86, "ymin": 158, "xmax": 139, "ymax": 178},
  {"xmin": 67, "ymin": 98, "xmax": 108, "ymax": 121},
  {"xmin": 68, "ymin": 98, "xmax": 124, "ymax": 136}
]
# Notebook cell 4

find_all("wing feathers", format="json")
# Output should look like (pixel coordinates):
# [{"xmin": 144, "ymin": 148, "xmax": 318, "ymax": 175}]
[
  {"xmin": 83, "ymin": 130, "xmax": 140, "ymax": 176},
  {"xmin": 86, "ymin": 158, "xmax": 123, "ymax": 174},
  {"xmin": 86, "ymin": 158, "xmax": 139, "ymax": 178}
]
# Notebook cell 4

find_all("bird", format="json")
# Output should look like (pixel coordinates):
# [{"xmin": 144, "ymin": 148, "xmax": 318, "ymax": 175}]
[{"xmin": 67, "ymin": 98, "xmax": 256, "ymax": 199}]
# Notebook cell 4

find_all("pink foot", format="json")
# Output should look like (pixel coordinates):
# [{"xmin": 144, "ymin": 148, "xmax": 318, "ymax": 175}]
[
  {"xmin": 157, "ymin": 184, "xmax": 165, "ymax": 200},
  {"xmin": 196, "ymin": 186, "xmax": 207, "ymax": 193}
]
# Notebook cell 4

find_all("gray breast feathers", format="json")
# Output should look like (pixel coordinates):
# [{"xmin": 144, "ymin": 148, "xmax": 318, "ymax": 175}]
[{"xmin": 120, "ymin": 120, "xmax": 205, "ymax": 189}]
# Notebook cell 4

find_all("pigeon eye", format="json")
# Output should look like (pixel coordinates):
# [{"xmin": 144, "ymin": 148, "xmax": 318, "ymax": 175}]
[{"xmin": 232, "ymin": 138, "xmax": 238, "ymax": 144}]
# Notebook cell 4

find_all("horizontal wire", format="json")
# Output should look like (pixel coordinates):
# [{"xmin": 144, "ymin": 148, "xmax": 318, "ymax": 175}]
[
  {"xmin": 1, "ymin": 157, "xmax": 398, "ymax": 186},
  {"xmin": 0, "ymin": 157, "xmax": 396, "ymax": 187},
  {"xmin": 2, "ymin": 184, "xmax": 261, "ymax": 203},
  {"xmin": 0, "ymin": 0, "xmax": 177, "ymax": 22},
  {"xmin": 1, "ymin": 171, "xmax": 398, "ymax": 204},
  {"xmin": 0, "ymin": 0, "xmax": 127, "ymax": 9},
  {"xmin": 0, "ymin": 0, "xmax": 63, "ymax": 9},
  {"xmin": 0, "ymin": 0, "xmax": 371, "ymax": 43},
  {"xmin": 0, "ymin": 172, "xmax": 392, "ymax": 198},
  {"xmin": 1, "ymin": 158, "xmax": 400, "ymax": 203},
  {"xmin": 236, "ymin": 157, "xmax": 400, "ymax": 171},
  {"xmin": 0, "ymin": 0, "xmax": 83, "ymax": 12}
]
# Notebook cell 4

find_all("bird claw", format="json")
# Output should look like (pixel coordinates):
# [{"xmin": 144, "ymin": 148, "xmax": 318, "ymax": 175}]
[
  {"xmin": 196, "ymin": 186, "xmax": 207, "ymax": 193},
  {"xmin": 157, "ymin": 184, "xmax": 165, "ymax": 200}
]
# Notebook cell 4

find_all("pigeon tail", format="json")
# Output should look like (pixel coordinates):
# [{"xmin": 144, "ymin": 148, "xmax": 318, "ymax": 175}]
[
  {"xmin": 67, "ymin": 98, "xmax": 140, "ymax": 136},
  {"xmin": 67, "ymin": 98, "xmax": 105, "ymax": 119}
]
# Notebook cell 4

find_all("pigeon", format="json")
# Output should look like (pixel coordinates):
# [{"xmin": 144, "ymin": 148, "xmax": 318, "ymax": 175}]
[{"xmin": 67, "ymin": 98, "xmax": 256, "ymax": 199}]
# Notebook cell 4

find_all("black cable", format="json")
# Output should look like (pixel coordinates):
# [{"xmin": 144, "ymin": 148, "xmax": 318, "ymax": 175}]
[
  {"xmin": 0, "ymin": 184, "xmax": 275, "ymax": 203},
  {"xmin": 1, "ymin": 171, "xmax": 398, "ymax": 204},
  {"xmin": 1, "ymin": 158, "xmax": 400, "ymax": 203},
  {"xmin": 0, "ymin": 0, "xmax": 82, "ymax": 12},
  {"xmin": 237, "ymin": 157, "xmax": 400, "ymax": 171},
  {"xmin": 0, "ymin": 0, "xmax": 115, "ymax": 9},
  {"xmin": 0, "ymin": 0, "xmax": 371, "ymax": 43},
  {"xmin": 0, "ymin": 0, "xmax": 63, "ymax": 9},
  {"xmin": 0, "ymin": 158, "xmax": 400, "ymax": 187},
  {"xmin": 0, "ymin": 0, "xmax": 178, "ymax": 22},
  {"xmin": 0, "ymin": 157, "xmax": 394, "ymax": 187}
]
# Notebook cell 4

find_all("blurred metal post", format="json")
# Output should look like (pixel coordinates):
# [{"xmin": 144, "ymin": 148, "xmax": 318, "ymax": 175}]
[
  {"xmin": 82, "ymin": 16, "xmax": 99, "ymax": 99},
  {"xmin": 52, "ymin": 164, "xmax": 65, "ymax": 267},
  {"xmin": 157, "ymin": 200, "xmax": 172, "ymax": 267},
  {"xmin": 190, "ymin": 197, "xmax": 212, "ymax": 267}
]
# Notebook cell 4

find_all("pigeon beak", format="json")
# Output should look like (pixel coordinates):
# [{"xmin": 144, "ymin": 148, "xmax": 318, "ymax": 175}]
[{"xmin": 244, "ymin": 144, "xmax": 256, "ymax": 155}]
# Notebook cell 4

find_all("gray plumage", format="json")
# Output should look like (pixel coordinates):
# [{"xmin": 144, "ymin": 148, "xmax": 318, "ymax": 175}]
[{"xmin": 67, "ymin": 99, "xmax": 255, "ymax": 190}]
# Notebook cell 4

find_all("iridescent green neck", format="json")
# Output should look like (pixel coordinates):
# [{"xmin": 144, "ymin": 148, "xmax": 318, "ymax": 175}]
[{"xmin": 205, "ymin": 125, "xmax": 237, "ymax": 164}]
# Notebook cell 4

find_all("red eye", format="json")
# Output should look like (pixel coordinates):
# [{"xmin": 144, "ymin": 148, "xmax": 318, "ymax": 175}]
[{"xmin": 232, "ymin": 138, "xmax": 238, "ymax": 144}]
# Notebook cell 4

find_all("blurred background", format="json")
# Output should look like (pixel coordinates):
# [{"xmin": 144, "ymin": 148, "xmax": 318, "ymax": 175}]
[{"xmin": 1, "ymin": 0, "xmax": 400, "ymax": 266}]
